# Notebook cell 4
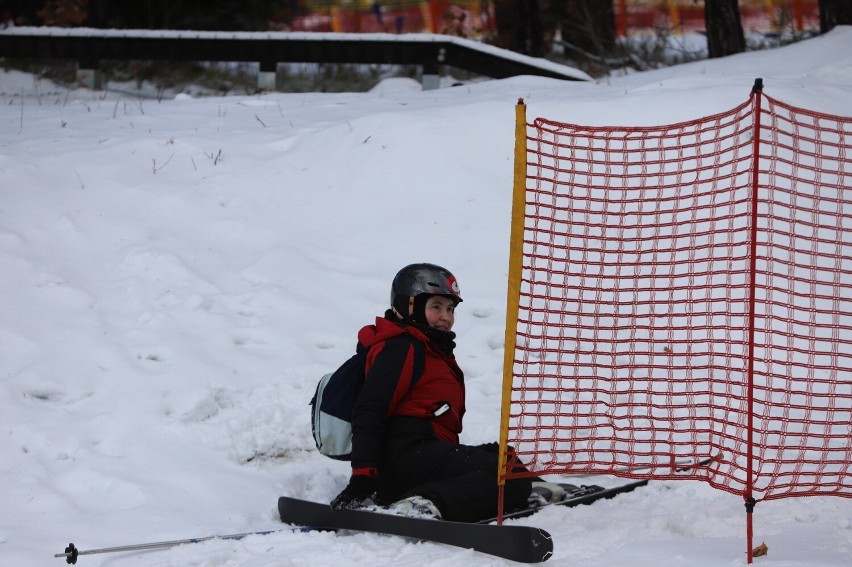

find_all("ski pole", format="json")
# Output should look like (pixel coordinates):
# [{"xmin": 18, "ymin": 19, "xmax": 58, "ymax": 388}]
[{"xmin": 55, "ymin": 527, "xmax": 313, "ymax": 564}]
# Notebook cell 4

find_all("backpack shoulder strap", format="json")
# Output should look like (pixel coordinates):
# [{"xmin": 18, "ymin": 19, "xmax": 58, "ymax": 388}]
[
  {"xmin": 409, "ymin": 336, "xmax": 425, "ymax": 387},
  {"xmin": 384, "ymin": 334, "xmax": 426, "ymax": 391}
]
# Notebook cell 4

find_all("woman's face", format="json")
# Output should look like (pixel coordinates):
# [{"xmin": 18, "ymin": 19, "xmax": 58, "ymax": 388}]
[{"xmin": 424, "ymin": 295, "xmax": 456, "ymax": 332}]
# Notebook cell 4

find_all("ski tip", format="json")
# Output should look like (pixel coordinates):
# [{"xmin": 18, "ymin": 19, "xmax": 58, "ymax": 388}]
[{"xmin": 530, "ymin": 528, "xmax": 554, "ymax": 563}]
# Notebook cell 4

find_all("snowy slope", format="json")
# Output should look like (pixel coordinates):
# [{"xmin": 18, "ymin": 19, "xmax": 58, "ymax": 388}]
[{"xmin": 1, "ymin": 27, "xmax": 851, "ymax": 567}]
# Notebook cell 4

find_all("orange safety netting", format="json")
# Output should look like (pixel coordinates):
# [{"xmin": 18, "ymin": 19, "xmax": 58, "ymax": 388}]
[{"xmin": 500, "ymin": 84, "xmax": 852, "ymax": 507}]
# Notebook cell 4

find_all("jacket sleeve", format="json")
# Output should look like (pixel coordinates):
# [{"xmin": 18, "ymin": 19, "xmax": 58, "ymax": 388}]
[{"xmin": 349, "ymin": 338, "xmax": 416, "ymax": 470}]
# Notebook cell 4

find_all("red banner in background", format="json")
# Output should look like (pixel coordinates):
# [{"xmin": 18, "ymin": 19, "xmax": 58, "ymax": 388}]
[
  {"xmin": 286, "ymin": 0, "xmax": 495, "ymax": 37},
  {"xmin": 284, "ymin": 1, "xmax": 821, "ymax": 37}
]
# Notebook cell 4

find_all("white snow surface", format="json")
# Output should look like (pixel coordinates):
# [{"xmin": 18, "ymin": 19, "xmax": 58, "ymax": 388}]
[{"xmin": 2, "ymin": 27, "xmax": 851, "ymax": 567}]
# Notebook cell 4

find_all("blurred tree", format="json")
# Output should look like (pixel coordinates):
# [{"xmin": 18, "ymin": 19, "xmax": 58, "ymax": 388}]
[
  {"xmin": 37, "ymin": 0, "xmax": 87, "ymax": 26},
  {"xmin": 704, "ymin": 0, "xmax": 745, "ymax": 58},
  {"xmin": 81, "ymin": 0, "xmax": 300, "ymax": 30},
  {"xmin": 2, "ymin": 0, "xmax": 42, "ymax": 25},
  {"xmin": 85, "ymin": 0, "xmax": 107, "ymax": 27},
  {"xmin": 554, "ymin": 0, "xmax": 615, "ymax": 56},
  {"xmin": 492, "ymin": 0, "xmax": 544, "ymax": 56},
  {"xmin": 818, "ymin": 0, "xmax": 852, "ymax": 33}
]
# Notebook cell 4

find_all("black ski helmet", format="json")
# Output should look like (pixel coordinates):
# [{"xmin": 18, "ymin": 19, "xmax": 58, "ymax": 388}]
[{"xmin": 390, "ymin": 263, "xmax": 462, "ymax": 322}]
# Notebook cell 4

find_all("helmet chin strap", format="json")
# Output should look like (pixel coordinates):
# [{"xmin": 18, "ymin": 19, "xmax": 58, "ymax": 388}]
[{"xmin": 391, "ymin": 296, "xmax": 416, "ymax": 321}]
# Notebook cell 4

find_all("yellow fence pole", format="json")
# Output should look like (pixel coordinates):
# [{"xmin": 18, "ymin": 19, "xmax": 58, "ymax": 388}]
[{"xmin": 497, "ymin": 98, "xmax": 528, "ymax": 520}]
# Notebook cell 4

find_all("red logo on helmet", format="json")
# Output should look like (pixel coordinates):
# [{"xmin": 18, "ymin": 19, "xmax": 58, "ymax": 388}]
[{"xmin": 448, "ymin": 275, "xmax": 461, "ymax": 297}]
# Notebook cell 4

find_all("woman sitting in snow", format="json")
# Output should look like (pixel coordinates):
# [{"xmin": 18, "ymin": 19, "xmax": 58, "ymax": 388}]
[{"xmin": 330, "ymin": 263, "xmax": 537, "ymax": 522}]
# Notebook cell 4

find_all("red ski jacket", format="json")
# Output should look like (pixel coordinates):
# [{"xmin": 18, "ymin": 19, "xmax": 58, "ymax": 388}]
[{"xmin": 350, "ymin": 317, "xmax": 465, "ymax": 470}]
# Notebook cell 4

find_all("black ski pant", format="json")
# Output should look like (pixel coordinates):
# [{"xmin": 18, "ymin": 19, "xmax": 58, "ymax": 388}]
[{"xmin": 378, "ymin": 417, "xmax": 532, "ymax": 523}]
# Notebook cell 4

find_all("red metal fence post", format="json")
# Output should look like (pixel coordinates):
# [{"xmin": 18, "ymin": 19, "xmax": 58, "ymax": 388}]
[{"xmin": 745, "ymin": 77, "xmax": 765, "ymax": 565}]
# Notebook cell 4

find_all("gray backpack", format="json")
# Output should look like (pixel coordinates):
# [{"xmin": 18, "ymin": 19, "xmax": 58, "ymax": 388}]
[{"xmin": 310, "ymin": 337, "xmax": 425, "ymax": 460}]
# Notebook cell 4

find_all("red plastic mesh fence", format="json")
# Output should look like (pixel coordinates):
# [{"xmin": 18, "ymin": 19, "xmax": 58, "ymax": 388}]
[{"xmin": 504, "ymin": 88, "xmax": 852, "ymax": 503}]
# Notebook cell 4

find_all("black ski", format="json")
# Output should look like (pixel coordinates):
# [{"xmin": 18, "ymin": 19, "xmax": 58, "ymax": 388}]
[
  {"xmin": 483, "ymin": 479, "xmax": 649, "ymax": 523},
  {"xmin": 488, "ymin": 456, "xmax": 717, "ymax": 523},
  {"xmin": 277, "ymin": 496, "xmax": 553, "ymax": 563}
]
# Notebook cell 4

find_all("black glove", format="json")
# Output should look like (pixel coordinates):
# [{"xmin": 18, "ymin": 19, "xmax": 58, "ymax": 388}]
[{"xmin": 330, "ymin": 473, "xmax": 378, "ymax": 511}]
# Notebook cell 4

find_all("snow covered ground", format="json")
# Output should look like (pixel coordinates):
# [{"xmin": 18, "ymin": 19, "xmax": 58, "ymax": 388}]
[{"xmin": 1, "ymin": 27, "xmax": 851, "ymax": 567}]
